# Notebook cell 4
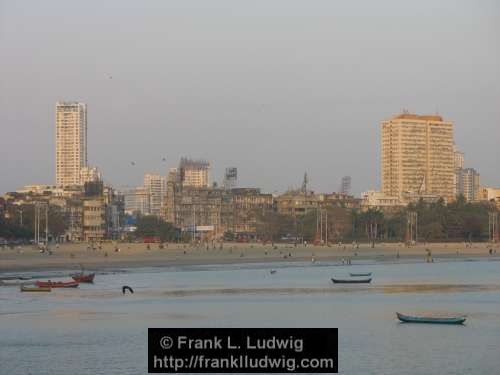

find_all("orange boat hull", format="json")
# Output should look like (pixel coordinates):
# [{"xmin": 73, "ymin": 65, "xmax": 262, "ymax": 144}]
[{"xmin": 35, "ymin": 281, "xmax": 79, "ymax": 288}]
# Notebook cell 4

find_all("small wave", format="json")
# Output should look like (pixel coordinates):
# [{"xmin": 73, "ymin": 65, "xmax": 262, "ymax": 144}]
[{"xmin": 159, "ymin": 284, "xmax": 500, "ymax": 297}]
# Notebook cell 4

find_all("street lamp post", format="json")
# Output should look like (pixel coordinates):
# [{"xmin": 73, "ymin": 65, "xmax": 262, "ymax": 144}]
[{"xmin": 489, "ymin": 211, "xmax": 498, "ymax": 243}]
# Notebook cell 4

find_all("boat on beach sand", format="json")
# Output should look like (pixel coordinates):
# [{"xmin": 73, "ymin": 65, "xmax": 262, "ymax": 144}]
[
  {"xmin": 71, "ymin": 272, "xmax": 95, "ymax": 283},
  {"xmin": 35, "ymin": 281, "xmax": 79, "ymax": 288},
  {"xmin": 20, "ymin": 285, "xmax": 51, "ymax": 292}
]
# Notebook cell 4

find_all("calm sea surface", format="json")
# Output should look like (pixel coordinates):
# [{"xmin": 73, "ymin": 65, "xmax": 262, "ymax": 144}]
[{"xmin": 1, "ymin": 259, "xmax": 499, "ymax": 375}]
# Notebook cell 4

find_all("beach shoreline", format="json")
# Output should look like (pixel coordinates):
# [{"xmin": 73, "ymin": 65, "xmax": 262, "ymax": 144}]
[{"xmin": 1, "ymin": 241, "xmax": 499, "ymax": 274}]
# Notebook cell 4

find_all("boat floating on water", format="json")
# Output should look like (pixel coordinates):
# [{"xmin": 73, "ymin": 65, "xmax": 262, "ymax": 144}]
[
  {"xmin": 35, "ymin": 281, "xmax": 79, "ymax": 288},
  {"xmin": 396, "ymin": 312, "xmax": 466, "ymax": 325},
  {"xmin": 349, "ymin": 272, "xmax": 372, "ymax": 277},
  {"xmin": 331, "ymin": 278, "xmax": 372, "ymax": 284},
  {"xmin": 20, "ymin": 285, "xmax": 51, "ymax": 292}
]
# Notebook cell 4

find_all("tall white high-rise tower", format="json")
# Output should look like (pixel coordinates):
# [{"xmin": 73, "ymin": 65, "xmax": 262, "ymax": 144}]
[{"xmin": 56, "ymin": 102, "xmax": 87, "ymax": 187}]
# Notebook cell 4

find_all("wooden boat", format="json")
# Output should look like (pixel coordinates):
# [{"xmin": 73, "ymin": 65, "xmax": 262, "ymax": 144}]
[
  {"xmin": 21, "ymin": 285, "xmax": 51, "ymax": 292},
  {"xmin": 331, "ymin": 277, "xmax": 371, "ymax": 284},
  {"xmin": 349, "ymin": 272, "xmax": 372, "ymax": 277},
  {"xmin": 35, "ymin": 280, "xmax": 79, "ymax": 288},
  {"xmin": 396, "ymin": 312, "xmax": 466, "ymax": 325},
  {"xmin": 71, "ymin": 272, "xmax": 95, "ymax": 283}
]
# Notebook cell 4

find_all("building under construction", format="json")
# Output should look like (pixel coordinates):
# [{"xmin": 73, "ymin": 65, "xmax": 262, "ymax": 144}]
[{"xmin": 179, "ymin": 158, "xmax": 210, "ymax": 188}]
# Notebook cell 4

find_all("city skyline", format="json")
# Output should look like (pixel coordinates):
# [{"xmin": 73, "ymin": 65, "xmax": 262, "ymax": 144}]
[
  {"xmin": 1, "ymin": 0, "xmax": 499, "ymax": 195},
  {"xmin": 1, "ymin": 97, "xmax": 497, "ymax": 198}
]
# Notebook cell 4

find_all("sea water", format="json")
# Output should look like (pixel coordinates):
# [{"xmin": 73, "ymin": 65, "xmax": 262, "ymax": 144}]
[{"xmin": 1, "ymin": 259, "xmax": 499, "ymax": 374}]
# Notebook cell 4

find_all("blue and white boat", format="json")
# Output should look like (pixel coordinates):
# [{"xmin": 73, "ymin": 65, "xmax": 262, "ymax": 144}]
[{"xmin": 396, "ymin": 312, "xmax": 466, "ymax": 325}]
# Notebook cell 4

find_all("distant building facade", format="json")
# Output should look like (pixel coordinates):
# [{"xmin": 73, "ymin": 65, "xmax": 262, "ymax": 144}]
[
  {"xmin": 453, "ymin": 145, "xmax": 465, "ymax": 197},
  {"xmin": 320, "ymin": 192, "xmax": 361, "ymax": 209},
  {"xmin": 164, "ymin": 179, "xmax": 273, "ymax": 238},
  {"xmin": 179, "ymin": 158, "xmax": 210, "ymax": 188},
  {"xmin": 80, "ymin": 166, "xmax": 102, "ymax": 185},
  {"xmin": 361, "ymin": 191, "xmax": 403, "ymax": 211},
  {"xmin": 453, "ymin": 145, "xmax": 464, "ymax": 169},
  {"xmin": 231, "ymin": 188, "xmax": 274, "ymax": 233},
  {"xmin": 479, "ymin": 186, "xmax": 500, "ymax": 209},
  {"xmin": 276, "ymin": 191, "xmax": 320, "ymax": 216},
  {"xmin": 340, "ymin": 176, "xmax": 351, "ymax": 195},
  {"xmin": 143, "ymin": 173, "xmax": 166, "ymax": 216},
  {"xmin": 82, "ymin": 198, "xmax": 105, "ymax": 241},
  {"xmin": 223, "ymin": 167, "xmax": 238, "ymax": 190},
  {"xmin": 381, "ymin": 113, "xmax": 455, "ymax": 202},
  {"xmin": 6, "ymin": 181, "xmax": 123, "ymax": 242},
  {"xmin": 276, "ymin": 190, "xmax": 360, "ymax": 216},
  {"xmin": 163, "ymin": 168, "xmax": 180, "ymax": 222},
  {"xmin": 124, "ymin": 187, "xmax": 149, "ymax": 215},
  {"xmin": 56, "ymin": 102, "xmax": 87, "ymax": 187},
  {"xmin": 457, "ymin": 168, "xmax": 480, "ymax": 201}
]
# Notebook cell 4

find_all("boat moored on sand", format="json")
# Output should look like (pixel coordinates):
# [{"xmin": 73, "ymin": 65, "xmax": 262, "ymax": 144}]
[
  {"xmin": 35, "ymin": 281, "xmax": 79, "ymax": 288},
  {"xmin": 20, "ymin": 285, "xmax": 51, "ymax": 292},
  {"xmin": 71, "ymin": 273, "xmax": 95, "ymax": 283}
]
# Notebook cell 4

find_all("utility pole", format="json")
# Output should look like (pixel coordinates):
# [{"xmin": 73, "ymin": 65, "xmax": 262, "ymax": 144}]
[
  {"xmin": 325, "ymin": 209, "xmax": 328, "ymax": 245},
  {"xmin": 320, "ymin": 208, "xmax": 323, "ymax": 245},
  {"xmin": 407, "ymin": 211, "xmax": 418, "ymax": 244},
  {"xmin": 489, "ymin": 211, "xmax": 498, "ymax": 242},
  {"xmin": 34, "ymin": 203, "xmax": 38, "ymax": 245},
  {"xmin": 316, "ymin": 208, "xmax": 319, "ymax": 236},
  {"xmin": 45, "ymin": 202, "xmax": 49, "ymax": 244},
  {"xmin": 33, "ymin": 202, "xmax": 48, "ymax": 245},
  {"xmin": 192, "ymin": 204, "xmax": 196, "ymax": 243}
]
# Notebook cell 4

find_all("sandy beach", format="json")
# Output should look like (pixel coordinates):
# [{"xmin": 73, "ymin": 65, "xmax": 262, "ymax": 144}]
[{"xmin": 1, "ymin": 241, "xmax": 499, "ymax": 273}]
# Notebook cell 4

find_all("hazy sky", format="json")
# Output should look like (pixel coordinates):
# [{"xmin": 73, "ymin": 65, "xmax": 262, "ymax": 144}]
[{"xmin": 1, "ymin": 0, "xmax": 499, "ymax": 196}]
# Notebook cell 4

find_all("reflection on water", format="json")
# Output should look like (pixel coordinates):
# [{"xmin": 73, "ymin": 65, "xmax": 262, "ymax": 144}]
[
  {"xmin": 1, "ymin": 260, "xmax": 500, "ymax": 375},
  {"xmin": 42, "ymin": 283, "xmax": 500, "ymax": 299}
]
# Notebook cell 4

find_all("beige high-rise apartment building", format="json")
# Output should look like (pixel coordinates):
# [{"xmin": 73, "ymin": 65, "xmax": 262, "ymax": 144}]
[
  {"xmin": 56, "ymin": 102, "xmax": 87, "ymax": 187},
  {"xmin": 381, "ymin": 113, "xmax": 455, "ymax": 202}
]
